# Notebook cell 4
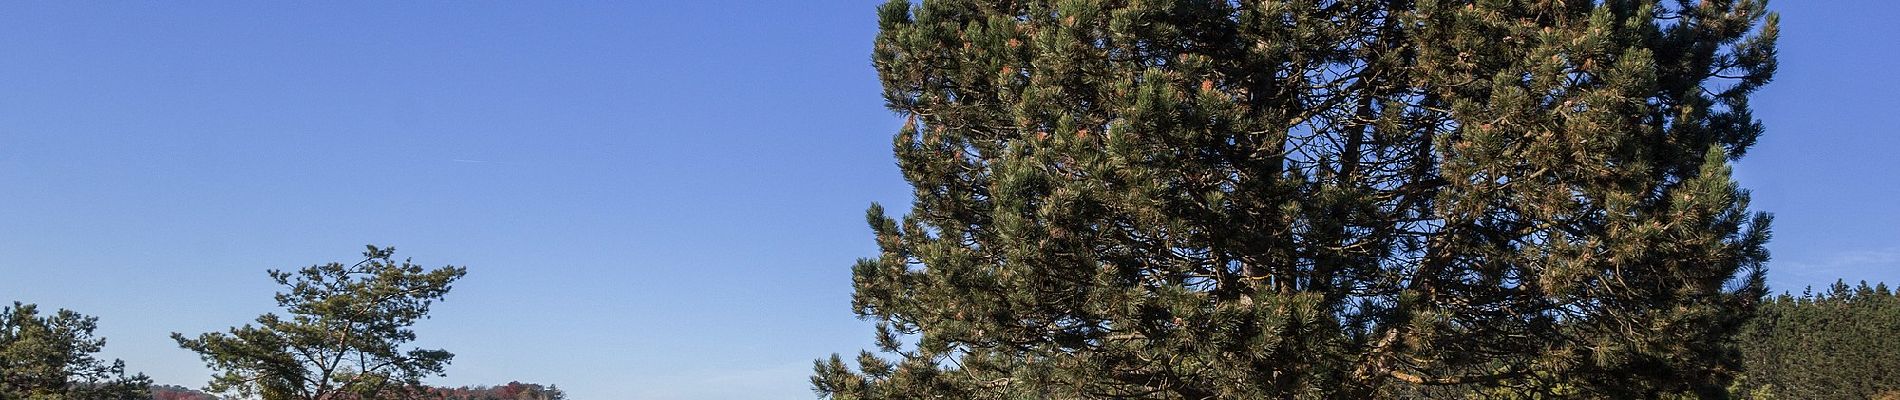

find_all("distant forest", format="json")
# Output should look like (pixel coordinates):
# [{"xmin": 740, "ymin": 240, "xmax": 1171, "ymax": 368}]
[
  {"xmin": 149, "ymin": 382, "xmax": 565, "ymax": 400},
  {"xmin": 1737, "ymin": 281, "xmax": 1900, "ymax": 399}
]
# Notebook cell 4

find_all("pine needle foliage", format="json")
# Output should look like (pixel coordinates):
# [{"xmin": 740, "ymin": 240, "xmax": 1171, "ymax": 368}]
[{"xmin": 816, "ymin": 0, "xmax": 1779, "ymax": 398}]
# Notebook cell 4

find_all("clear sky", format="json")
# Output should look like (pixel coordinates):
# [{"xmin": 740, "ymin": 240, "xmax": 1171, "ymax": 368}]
[{"xmin": 0, "ymin": 2, "xmax": 1894, "ymax": 399}]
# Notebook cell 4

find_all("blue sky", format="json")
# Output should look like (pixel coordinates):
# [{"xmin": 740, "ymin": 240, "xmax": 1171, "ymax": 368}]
[{"xmin": 0, "ymin": 2, "xmax": 1894, "ymax": 399}]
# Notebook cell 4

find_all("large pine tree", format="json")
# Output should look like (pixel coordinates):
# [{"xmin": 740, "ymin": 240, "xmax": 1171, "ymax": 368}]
[{"xmin": 816, "ymin": 0, "xmax": 1778, "ymax": 398}]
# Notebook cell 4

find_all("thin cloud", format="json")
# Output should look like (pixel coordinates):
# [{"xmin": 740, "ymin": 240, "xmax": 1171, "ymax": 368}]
[
  {"xmin": 1774, "ymin": 247, "xmax": 1900, "ymax": 290},
  {"xmin": 629, "ymin": 361, "xmax": 813, "ymax": 400}
]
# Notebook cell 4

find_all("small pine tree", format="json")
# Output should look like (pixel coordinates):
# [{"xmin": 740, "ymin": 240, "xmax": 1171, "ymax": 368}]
[
  {"xmin": 174, "ymin": 245, "xmax": 466, "ymax": 400},
  {"xmin": 0, "ymin": 302, "xmax": 151, "ymax": 400}
]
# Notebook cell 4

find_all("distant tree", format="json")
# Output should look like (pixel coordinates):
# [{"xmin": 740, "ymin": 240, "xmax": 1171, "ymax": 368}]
[
  {"xmin": 817, "ymin": 0, "xmax": 1778, "ymax": 398},
  {"xmin": 1738, "ymin": 281, "xmax": 1900, "ymax": 399},
  {"xmin": 425, "ymin": 381, "xmax": 566, "ymax": 400},
  {"xmin": 0, "ymin": 302, "xmax": 150, "ymax": 399},
  {"xmin": 173, "ymin": 245, "xmax": 466, "ymax": 400},
  {"xmin": 151, "ymin": 384, "xmax": 224, "ymax": 400}
]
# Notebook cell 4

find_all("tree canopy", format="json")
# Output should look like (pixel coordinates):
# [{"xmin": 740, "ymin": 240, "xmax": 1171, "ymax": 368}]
[
  {"xmin": 174, "ymin": 245, "xmax": 466, "ymax": 400},
  {"xmin": 816, "ymin": 0, "xmax": 1778, "ymax": 398}
]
